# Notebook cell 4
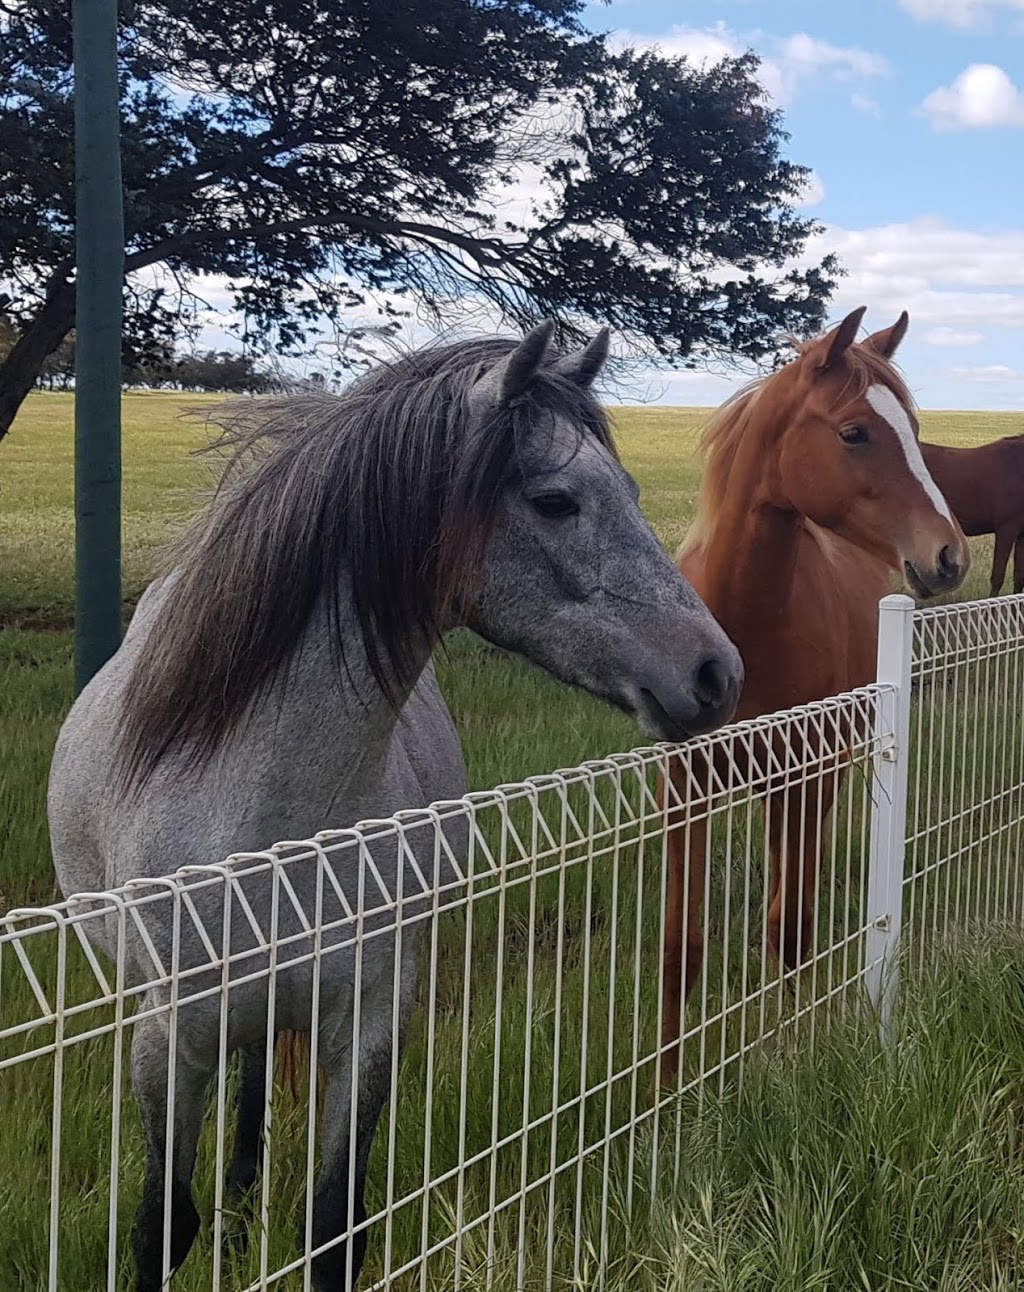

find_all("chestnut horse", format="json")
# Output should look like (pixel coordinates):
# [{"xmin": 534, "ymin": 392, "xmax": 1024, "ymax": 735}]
[
  {"xmin": 659, "ymin": 307, "xmax": 970, "ymax": 1082},
  {"xmin": 921, "ymin": 434, "xmax": 1024, "ymax": 596}
]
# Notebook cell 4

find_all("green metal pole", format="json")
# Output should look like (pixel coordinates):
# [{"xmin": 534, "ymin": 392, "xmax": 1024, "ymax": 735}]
[{"xmin": 73, "ymin": 0, "xmax": 124, "ymax": 693}]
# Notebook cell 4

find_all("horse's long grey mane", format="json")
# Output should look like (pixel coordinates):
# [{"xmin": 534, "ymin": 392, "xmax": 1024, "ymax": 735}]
[{"xmin": 117, "ymin": 335, "xmax": 615, "ymax": 792}]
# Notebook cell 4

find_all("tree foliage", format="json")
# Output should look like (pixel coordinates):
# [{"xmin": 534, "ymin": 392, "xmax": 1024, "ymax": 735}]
[
  {"xmin": 0, "ymin": 0, "xmax": 840, "ymax": 440},
  {"xmin": 164, "ymin": 350, "xmax": 273, "ymax": 393}
]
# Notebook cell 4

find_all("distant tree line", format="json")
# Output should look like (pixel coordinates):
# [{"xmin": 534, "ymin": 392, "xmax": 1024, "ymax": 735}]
[
  {"xmin": 0, "ymin": 321, "xmax": 275, "ymax": 393},
  {"xmin": 138, "ymin": 347, "xmax": 275, "ymax": 393}
]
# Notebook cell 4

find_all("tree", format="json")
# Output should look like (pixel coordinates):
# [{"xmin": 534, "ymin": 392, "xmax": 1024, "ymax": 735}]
[
  {"xmin": 38, "ymin": 331, "xmax": 75, "ymax": 389},
  {"xmin": 0, "ymin": 0, "xmax": 840, "ymax": 442},
  {"xmin": 121, "ymin": 337, "xmax": 177, "ymax": 388},
  {"xmin": 0, "ymin": 318, "xmax": 17, "ymax": 366},
  {"xmin": 171, "ymin": 350, "xmax": 272, "ymax": 393}
]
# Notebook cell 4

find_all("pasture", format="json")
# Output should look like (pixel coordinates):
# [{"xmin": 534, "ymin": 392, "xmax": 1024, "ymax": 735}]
[{"xmin": 1, "ymin": 391, "xmax": 1023, "ymax": 1290}]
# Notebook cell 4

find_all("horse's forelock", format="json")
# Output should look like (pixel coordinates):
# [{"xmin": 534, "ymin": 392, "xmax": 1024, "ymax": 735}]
[{"xmin": 824, "ymin": 342, "xmax": 915, "ymax": 420}]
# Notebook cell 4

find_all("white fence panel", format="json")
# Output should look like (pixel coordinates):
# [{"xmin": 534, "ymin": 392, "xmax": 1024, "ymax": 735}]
[
  {"xmin": 1, "ymin": 593, "xmax": 1023, "ymax": 1289},
  {"xmin": 904, "ymin": 593, "xmax": 1024, "ymax": 959}
]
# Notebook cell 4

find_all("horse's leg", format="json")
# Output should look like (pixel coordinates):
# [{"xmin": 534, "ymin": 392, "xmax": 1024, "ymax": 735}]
[
  {"xmin": 764, "ymin": 790, "xmax": 787, "ymax": 973},
  {"xmin": 766, "ymin": 771, "xmax": 841, "ymax": 975},
  {"xmin": 1013, "ymin": 532, "xmax": 1024, "ymax": 595},
  {"xmin": 130, "ymin": 1014, "xmax": 211, "ymax": 1291},
  {"xmin": 659, "ymin": 745, "xmax": 731, "ymax": 1087},
  {"xmin": 990, "ymin": 524, "xmax": 1015, "ymax": 597},
  {"xmin": 309, "ymin": 971, "xmax": 412, "ymax": 1290},
  {"xmin": 222, "ymin": 1042, "xmax": 269, "ymax": 1250}
]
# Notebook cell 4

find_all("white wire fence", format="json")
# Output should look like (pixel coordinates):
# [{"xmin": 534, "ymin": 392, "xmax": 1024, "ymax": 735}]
[
  {"xmin": 905, "ymin": 594, "xmax": 1024, "ymax": 958},
  {"xmin": 2, "ymin": 593, "xmax": 1023, "ymax": 1290}
]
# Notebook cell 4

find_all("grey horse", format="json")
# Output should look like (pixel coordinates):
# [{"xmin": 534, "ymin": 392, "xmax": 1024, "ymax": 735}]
[{"xmin": 47, "ymin": 323, "xmax": 742, "ymax": 1289}]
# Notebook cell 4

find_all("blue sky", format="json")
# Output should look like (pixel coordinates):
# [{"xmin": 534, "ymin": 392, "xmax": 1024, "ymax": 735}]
[
  {"xmin": 192, "ymin": 0, "xmax": 1024, "ymax": 411},
  {"xmin": 572, "ymin": 0, "xmax": 1024, "ymax": 409}
]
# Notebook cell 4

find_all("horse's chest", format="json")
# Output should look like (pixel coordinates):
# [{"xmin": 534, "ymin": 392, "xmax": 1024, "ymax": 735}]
[
  {"xmin": 737, "ymin": 644, "xmax": 841, "ymax": 720},
  {"xmin": 732, "ymin": 597, "xmax": 875, "ymax": 719}
]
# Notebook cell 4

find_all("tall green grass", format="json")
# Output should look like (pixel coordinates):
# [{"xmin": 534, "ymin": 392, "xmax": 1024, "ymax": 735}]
[
  {"xmin": 11, "ymin": 924, "xmax": 1024, "ymax": 1288},
  {"xmin": 630, "ymin": 931, "xmax": 1024, "ymax": 1292}
]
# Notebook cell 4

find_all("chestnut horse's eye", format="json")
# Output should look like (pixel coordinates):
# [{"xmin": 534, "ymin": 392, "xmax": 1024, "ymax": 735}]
[
  {"xmin": 839, "ymin": 425, "xmax": 870, "ymax": 446},
  {"xmin": 529, "ymin": 491, "xmax": 580, "ymax": 520}
]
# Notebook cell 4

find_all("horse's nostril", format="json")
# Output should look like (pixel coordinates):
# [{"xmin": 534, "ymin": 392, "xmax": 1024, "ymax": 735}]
[
  {"xmin": 695, "ymin": 657, "xmax": 729, "ymax": 709},
  {"xmin": 938, "ymin": 545, "xmax": 959, "ymax": 579}
]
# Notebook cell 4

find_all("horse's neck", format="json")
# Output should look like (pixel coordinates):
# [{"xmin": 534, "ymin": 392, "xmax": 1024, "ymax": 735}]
[
  {"xmin": 140, "ymin": 572, "xmax": 433, "ymax": 804},
  {"xmin": 284, "ymin": 592, "xmax": 431, "ymax": 757},
  {"xmin": 697, "ymin": 418, "xmax": 806, "ymax": 629}
]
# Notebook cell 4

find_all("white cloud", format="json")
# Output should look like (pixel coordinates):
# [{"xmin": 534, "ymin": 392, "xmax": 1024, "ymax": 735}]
[
  {"xmin": 901, "ymin": 0, "xmax": 1024, "ymax": 27},
  {"xmin": 924, "ymin": 325, "xmax": 985, "ymax": 346},
  {"xmin": 142, "ymin": 213, "xmax": 1024, "ymax": 410},
  {"xmin": 851, "ymin": 92, "xmax": 882, "ymax": 117},
  {"xmin": 185, "ymin": 218, "xmax": 1024, "ymax": 348},
  {"xmin": 478, "ymin": 99, "xmax": 583, "ymax": 229},
  {"xmin": 619, "ymin": 23, "xmax": 887, "ymax": 107},
  {"xmin": 635, "ymin": 21, "xmax": 738, "ymax": 68},
  {"xmin": 619, "ymin": 22, "xmax": 786, "ymax": 102},
  {"xmin": 487, "ymin": 162, "xmax": 551, "ymax": 228},
  {"xmin": 774, "ymin": 33, "xmax": 887, "ymax": 81},
  {"xmin": 797, "ymin": 220, "xmax": 1024, "ymax": 331},
  {"xmin": 920, "ymin": 64, "xmax": 1024, "ymax": 128},
  {"xmin": 948, "ymin": 364, "xmax": 1024, "ymax": 382}
]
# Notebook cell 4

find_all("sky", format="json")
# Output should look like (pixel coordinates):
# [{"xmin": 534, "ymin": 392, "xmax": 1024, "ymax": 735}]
[
  {"xmin": 578, "ymin": 0, "xmax": 1024, "ymax": 409},
  {"xmin": 194, "ymin": 0, "xmax": 1024, "ymax": 411}
]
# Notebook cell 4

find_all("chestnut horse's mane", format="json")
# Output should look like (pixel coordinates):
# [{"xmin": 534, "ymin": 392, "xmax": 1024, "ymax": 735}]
[{"xmin": 680, "ymin": 334, "xmax": 916, "ymax": 559}]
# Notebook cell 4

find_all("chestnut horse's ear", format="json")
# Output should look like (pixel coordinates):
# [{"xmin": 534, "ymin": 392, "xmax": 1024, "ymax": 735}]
[
  {"xmin": 808, "ymin": 305, "xmax": 867, "ymax": 373},
  {"xmin": 864, "ymin": 311, "xmax": 910, "ymax": 361}
]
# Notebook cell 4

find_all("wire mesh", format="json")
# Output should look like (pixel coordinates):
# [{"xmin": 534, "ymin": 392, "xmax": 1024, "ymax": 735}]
[
  {"xmin": 1, "ymin": 692, "xmax": 887, "ymax": 1290},
  {"xmin": 1, "ymin": 595, "xmax": 1022, "ymax": 1289},
  {"xmin": 905, "ymin": 594, "xmax": 1024, "ymax": 961}
]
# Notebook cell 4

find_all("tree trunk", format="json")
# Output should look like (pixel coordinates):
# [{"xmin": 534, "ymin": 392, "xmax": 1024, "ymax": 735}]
[{"xmin": 0, "ymin": 284, "xmax": 76, "ymax": 442}]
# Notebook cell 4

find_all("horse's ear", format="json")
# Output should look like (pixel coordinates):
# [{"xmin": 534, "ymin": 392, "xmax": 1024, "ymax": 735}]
[
  {"xmin": 552, "ymin": 327, "xmax": 611, "ymax": 388},
  {"xmin": 865, "ymin": 311, "xmax": 910, "ymax": 361},
  {"xmin": 472, "ymin": 320, "xmax": 556, "ymax": 409},
  {"xmin": 807, "ymin": 306, "xmax": 867, "ymax": 373}
]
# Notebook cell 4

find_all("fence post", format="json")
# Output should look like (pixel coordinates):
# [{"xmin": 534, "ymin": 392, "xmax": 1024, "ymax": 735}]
[
  {"xmin": 73, "ymin": 0, "xmax": 124, "ymax": 693},
  {"xmin": 865, "ymin": 593, "xmax": 915, "ymax": 1036}
]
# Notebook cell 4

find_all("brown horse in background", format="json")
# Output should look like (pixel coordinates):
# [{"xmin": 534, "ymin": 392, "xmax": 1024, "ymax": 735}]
[
  {"xmin": 921, "ymin": 436, "xmax": 1024, "ymax": 596},
  {"xmin": 659, "ymin": 307, "xmax": 969, "ymax": 1083}
]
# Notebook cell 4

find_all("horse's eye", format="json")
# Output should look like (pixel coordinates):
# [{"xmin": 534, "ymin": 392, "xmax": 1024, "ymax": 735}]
[
  {"xmin": 529, "ymin": 491, "xmax": 580, "ymax": 520},
  {"xmin": 840, "ymin": 425, "xmax": 870, "ymax": 446}
]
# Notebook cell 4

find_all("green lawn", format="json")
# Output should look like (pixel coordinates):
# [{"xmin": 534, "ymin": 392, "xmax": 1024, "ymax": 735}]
[{"xmin": 1, "ymin": 392, "xmax": 1023, "ymax": 1290}]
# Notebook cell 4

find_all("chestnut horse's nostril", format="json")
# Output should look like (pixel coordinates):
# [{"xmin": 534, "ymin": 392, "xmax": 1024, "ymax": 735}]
[
  {"xmin": 938, "ymin": 545, "xmax": 959, "ymax": 581},
  {"xmin": 694, "ymin": 656, "xmax": 730, "ymax": 710}
]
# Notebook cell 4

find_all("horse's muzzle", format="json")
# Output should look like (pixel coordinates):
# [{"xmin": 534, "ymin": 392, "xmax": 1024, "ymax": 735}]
[
  {"xmin": 904, "ymin": 542, "xmax": 968, "ymax": 598},
  {"xmin": 638, "ymin": 648, "xmax": 744, "ymax": 742}
]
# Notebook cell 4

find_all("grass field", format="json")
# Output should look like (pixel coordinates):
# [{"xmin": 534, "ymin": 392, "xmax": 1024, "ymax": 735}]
[{"xmin": 1, "ymin": 391, "xmax": 1023, "ymax": 1290}]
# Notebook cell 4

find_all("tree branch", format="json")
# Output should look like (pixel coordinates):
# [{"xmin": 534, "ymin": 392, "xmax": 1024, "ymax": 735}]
[{"xmin": 124, "ymin": 209, "xmax": 528, "ymax": 276}]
